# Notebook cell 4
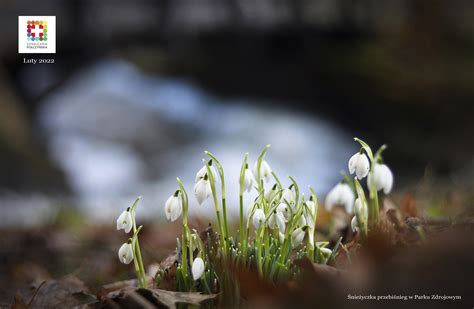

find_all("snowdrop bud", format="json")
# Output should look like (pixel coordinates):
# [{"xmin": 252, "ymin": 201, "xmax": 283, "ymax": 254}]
[
  {"xmin": 354, "ymin": 198, "xmax": 368, "ymax": 222},
  {"xmin": 320, "ymin": 247, "xmax": 332, "ymax": 257},
  {"xmin": 291, "ymin": 226, "xmax": 307, "ymax": 247},
  {"xmin": 268, "ymin": 211, "xmax": 285, "ymax": 233},
  {"xmin": 253, "ymin": 160, "xmax": 272, "ymax": 182},
  {"xmin": 194, "ymin": 174, "xmax": 212, "ymax": 205},
  {"xmin": 348, "ymin": 152, "xmax": 370, "ymax": 179},
  {"xmin": 325, "ymin": 183, "xmax": 355, "ymax": 213},
  {"xmin": 252, "ymin": 209, "xmax": 266, "ymax": 229},
  {"xmin": 276, "ymin": 203, "xmax": 290, "ymax": 222},
  {"xmin": 192, "ymin": 257, "xmax": 205, "ymax": 280},
  {"xmin": 165, "ymin": 191, "xmax": 183, "ymax": 222},
  {"xmin": 264, "ymin": 184, "xmax": 278, "ymax": 203},
  {"xmin": 118, "ymin": 241, "xmax": 134, "ymax": 264},
  {"xmin": 242, "ymin": 166, "xmax": 254, "ymax": 193},
  {"xmin": 351, "ymin": 216, "xmax": 358, "ymax": 233},
  {"xmin": 281, "ymin": 186, "xmax": 296, "ymax": 206},
  {"xmin": 116, "ymin": 208, "xmax": 133, "ymax": 234},
  {"xmin": 367, "ymin": 163, "xmax": 394, "ymax": 194}
]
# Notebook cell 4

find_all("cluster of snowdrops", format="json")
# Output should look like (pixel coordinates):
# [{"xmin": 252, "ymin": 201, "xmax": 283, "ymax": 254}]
[{"xmin": 115, "ymin": 138, "xmax": 393, "ymax": 292}]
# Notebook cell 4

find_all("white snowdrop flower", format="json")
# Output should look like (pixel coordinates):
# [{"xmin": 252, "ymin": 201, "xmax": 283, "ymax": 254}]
[
  {"xmin": 305, "ymin": 199, "xmax": 316, "ymax": 217},
  {"xmin": 194, "ymin": 175, "xmax": 212, "ymax": 205},
  {"xmin": 252, "ymin": 209, "xmax": 266, "ymax": 229},
  {"xmin": 297, "ymin": 214, "xmax": 307, "ymax": 227},
  {"xmin": 291, "ymin": 227, "xmax": 307, "ymax": 247},
  {"xmin": 116, "ymin": 208, "xmax": 133, "ymax": 234},
  {"xmin": 320, "ymin": 247, "xmax": 332, "ymax": 257},
  {"xmin": 242, "ymin": 167, "xmax": 254, "ymax": 193},
  {"xmin": 276, "ymin": 202, "xmax": 290, "ymax": 222},
  {"xmin": 253, "ymin": 160, "xmax": 272, "ymax": 182},
  {"xmin": 268, "ymin": 211, "xmax": 286, "ymax": 233},
  {"xmin": 325, "ymin": 183, "xmax": 355, "ymax": 213},
  {"xmin": 348, "ymin": 152, "xmax": 370, "ymax": 179},
  {"xmin": 264, "ymin": 184, "xmax": 278, "ymax": 203},
  {"xmin": 192, "ymin": 257, "xmax": 205, "ymax": 280},
  {"xmin": 164, "ymin": 191, "xmax": 182, "ymax": 222},
  {"xmin": 367, "ymin": 163, "xmax": 394, "ymax": 194},
  {"xmin": 118, "ymin": 241, "xmax": 134, "ymax": 264},
  {"xmin": 354, "ymin": 198, "xmax": 368, "ymax": 222},
  {"xmin": 195, "ymin": 160, "xmax": 217, "ymax": 183},
  {"xmin": 351, "ymin": 216, "xmax": 358, "ymax": 233},
  {"xmin": 281, "ymin": 186, "xmax": 296, "ymax": 206}
]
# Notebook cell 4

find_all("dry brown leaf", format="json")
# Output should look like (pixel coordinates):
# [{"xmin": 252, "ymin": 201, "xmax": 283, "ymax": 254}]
[
  {"xmin": 22, "ymin": 275, "xmax": 96, "ymax": 308},
  {"xmin": 102, "ymin": 287, "xmax": 216, "ymax": 309}
]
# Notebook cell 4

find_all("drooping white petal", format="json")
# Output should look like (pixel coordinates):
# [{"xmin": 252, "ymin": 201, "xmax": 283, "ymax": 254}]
[
  {"xmin": 195, "ymin": 165, "xmax": 207, "ymax": 183},
  {"xmin": 348, "ymin": 153, "xmax": 358, "ymax": 174},
  {"xmin": 118, "ymin": 242, "xmax": 134, "ymax": 264},
  {"xmin": 164, "ymin": 200, "xmax": 172, "ymax": 221},
  {"xmin": 165, "ymin": 194, "xmax": 183, "ymax": 222},
  {"xmin": 351, "ymin": 216, "xmax": 358, "ymax": 233},
  {"xmin": 348, "ymin": 152, "xmax": 370, "ymax": 179},
  {"xmin": 252, "ymin": 209, "xmax": 265, "ymax": 229},
  {"xmin": 268, "ymin": 212, "xmax": 285, "ymax": 233},
  {"xmin": 116, "ymin": 210, "xmax": 133, "ymax": 234},
  {"xmin": 243, "ymin": 169, "xmax": 254, "ymax": 192},
  {"xmin": 325, "ymin": 183, "xmax": 355, "ymax": 213},
  {"xmin": 281, "ymin": 187, "xmax": 296, "ymax": 206},
  {"xmin": 195, "ymin": 162, "xmax": 217, "ymax": 183},
  {"xmin": 194, "ymin": 178, "xmax": 212, "ymax": 205},
  {"xmin": 305, "ymin": 200, "xmax": 316, "ymax": 217},
  {"xmin": 291, "ymin": 227, "xmax": 306, "ymax": 247},
  {"xmin": 368, "ymin": 163, "xmax": 394, "ymax": 194},
  {"xmin": 264, "ymin": 184, "xmax": 278, "ymax": 203},
  {"xmin": 192, "ymin": 257, "xmax": 205, "ymax": 280},
  {"xmin": 380, "ymin": 164, "xmax": 393, "ymax": 194},
  {"xmin": 276, "ymin": 203, "xmax": 290, "ymax": 222},
  {"xmin": 296, "ymin": 214, "xmax": 307, "ymax": 227},
  {"xmin": 253, "ymin": 160, "xmax": 272, "ymax": 182}
]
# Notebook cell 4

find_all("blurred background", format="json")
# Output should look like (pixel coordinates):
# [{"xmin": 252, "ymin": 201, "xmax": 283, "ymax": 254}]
[
  {"xmin": 1, "ymin": 0, "xmax": 473, "ymax": 225},
  {"xmin": 0, "ymin": 0, "xmax": 473, "ymax": 302}
]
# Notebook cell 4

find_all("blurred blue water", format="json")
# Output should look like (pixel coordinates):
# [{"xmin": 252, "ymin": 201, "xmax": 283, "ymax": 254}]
[{"xmin": 35, "ymin": 59, "xmax": 354, "ymax": 223}]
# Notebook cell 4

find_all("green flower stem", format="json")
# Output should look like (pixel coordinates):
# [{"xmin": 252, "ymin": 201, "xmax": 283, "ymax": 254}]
[
  {"xmin": 239, "ymin": 194, "xmax": 245, "ymax": 261},
  {"xmin": 205, "ymin": 151, "xmax": 230, "ymax": 250},
  {"xmin": 177, "ymin": 178, "xmax": 190, "ymax": 288},
  {"xmin": 307, "ymin": 188, "xmax": 319, "ymax": 262},
  {"xmin": 369, "ymin": 184, "xmax": 379, "ymax": 224},
  {"xmin": 131, "ymin": 241, "xmax": 143, "ymax": 287},
  {"xmin": 130, "ymin": 197, "xmax": 147, "ymax": 288},
  {"xmin": 244, "ymin": 199, "xmax": 260, "ymax": 263},
  {"xmin": 205, "ymin": 163, "xmax": 227, "ymax": 256},
  {"xmin": 238, "ymin": 153, "xmax": 249, "ymax": 264},
  {"xmin": 255, "ymin": 226, "xmax": 264, "ymax": 277}
]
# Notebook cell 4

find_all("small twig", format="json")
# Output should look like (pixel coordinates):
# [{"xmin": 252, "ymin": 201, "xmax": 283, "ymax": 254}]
[{"xmin": 27, "ymin": 280, "xmax": 46, "ymax": 307}]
